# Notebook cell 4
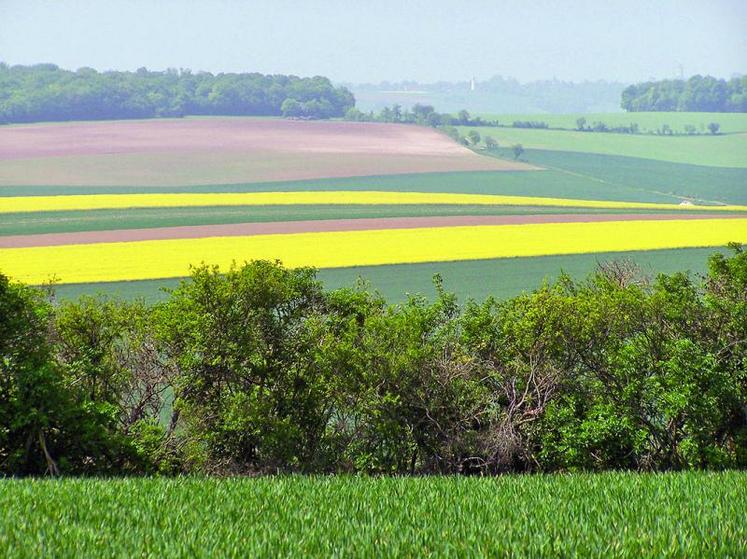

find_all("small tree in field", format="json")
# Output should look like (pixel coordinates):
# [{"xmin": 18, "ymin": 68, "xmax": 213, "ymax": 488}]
[
  {"xmin": 484, "ymin": 136, "xmax": 498, "ymax": 150},
  {"xmin": 576, "ymin": 117, "xmax": 587, "ymax": 131},
  {"xmin": 467, "ymin": 130, "xmax": 481, "ymax": 145},
  {"xmin": 708, "ymin": 122, "xmax": 720, "ymax": 135},
  {"xmin": 512, "ymin": 144, "xmax": 524, "ymax": 160}
]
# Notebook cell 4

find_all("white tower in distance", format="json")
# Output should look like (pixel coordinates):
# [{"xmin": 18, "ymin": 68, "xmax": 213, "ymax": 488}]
[{"xmin": 470, "ymin": 76, "xmax": 476, "ymax": 92}]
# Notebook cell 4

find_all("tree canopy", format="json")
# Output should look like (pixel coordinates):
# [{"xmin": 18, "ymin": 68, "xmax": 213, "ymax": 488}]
[
  {"xmin": 621, "ymin": 75, "xmax": 747, "ymax": 112},
  {"xmin": 0, "ymin": 63, "xmax": 355, "ymax": 124}
]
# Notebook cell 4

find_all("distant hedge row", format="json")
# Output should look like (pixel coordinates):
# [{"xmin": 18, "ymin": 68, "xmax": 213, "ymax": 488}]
[
  {"xmin": 2, "ymin": 246, "xmax": 746, "ymax": 476},
  {"xmin": 622, "ymin": 75, "xmax": 747, "ymax": 112},
  {"xmin": 0, "ymin": 63, "xmax": 355, "ymax": 123}
]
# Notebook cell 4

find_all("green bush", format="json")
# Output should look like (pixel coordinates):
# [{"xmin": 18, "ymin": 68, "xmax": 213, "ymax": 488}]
[
  {"xmin": 1, "ymin": 247, "xmax": 746, "ymax": 476},
  {"xmin": 0, "ymin": 278, "xmax": 131, "ymax": 474},
  {"xmin": 157, "ymin": 261, "xmax": 334, "ymax": 473}
]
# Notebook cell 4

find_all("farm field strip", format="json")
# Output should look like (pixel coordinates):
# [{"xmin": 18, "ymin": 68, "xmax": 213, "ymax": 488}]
[
  {"xmin": 499, "ymin": 149, "xmax": 747, "ymax": 205},
  {"xmin": 0, "ymin": 151, "xmax": 528, "ymax": 188},
  {"xmin": 0, "ymin": 118, "xmax": 530, "ymax": 187},
  {"xmin": 3, "ymin": 190, "xmax": 747, "ymax": 214},
  {"xmin": 0, "ymin": 117, "xmax": 498, "ymax": 160},
  {"xmin": 0, "ymin": 166, "xmax": 687, "ymax": 203},
  {"xmin": 1, "ymin": 213, "xmax": 736, "ymax": 248},
  {"xmin": 2, "ymin": 218, "xmax": 745, "ymax": 285},
  {"xmin": 2, "ymin": 205, "xmax": 704, "ymax": 237},
  {"xmin": 51, "ymin": 247, "xmax": 724, "ymax": 304}
]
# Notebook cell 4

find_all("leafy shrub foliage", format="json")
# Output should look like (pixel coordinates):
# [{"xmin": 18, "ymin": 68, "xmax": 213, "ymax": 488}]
[{"xmin": 1, "ymin": 247, "xmax": 746, "ymax": 475}]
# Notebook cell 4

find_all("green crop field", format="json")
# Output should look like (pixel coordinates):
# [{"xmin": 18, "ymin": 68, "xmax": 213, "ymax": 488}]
[
  {"xmin": 1, "ymin": 204, "xmax": 693, "ymax": 236},
  {"xmin": 478, "ymin": 111, "xmax": 747, "ymax": 134},
  {"xmin": 495, "ymin": 148, "xmax": 747, "ymax": 205},
  {"xmin": 1, "ymin": 473, "xmax": 744, "ymax": 558},
  {"xmin": 457, "ymin": 124, "xmax": 747, "ymax": 167},
  {"xmin": 51, "ymin": 247, "xmax": 720, "ymax": 303},
  {"xmin": 0, "ymin": 167, "xmax": 682, "ymax": 203},
  {"xmin": 318, "ymin": 247, "xmax": 720, "ymax": 301}
]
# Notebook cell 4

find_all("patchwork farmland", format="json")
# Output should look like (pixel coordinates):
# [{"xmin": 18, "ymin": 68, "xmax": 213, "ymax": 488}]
[
  {"xmin": 1, "ymin": 116, "xmax": 746, "ymax": 301},
  {"xmin": 3, "ymin": 6, "xmax": 747, "ymax": 554}
]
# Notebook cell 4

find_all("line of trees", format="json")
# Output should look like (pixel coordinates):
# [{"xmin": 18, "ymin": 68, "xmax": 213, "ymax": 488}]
[
  {"xmin": 344, "ymin": 104, "xmax": 497, "ymax": 127},
  {"xmin": 350, "ymin": 104, "xmax": 725, "ymax": 141},
  {"xmin": 575, "ymin": 117, "xmax": 640, "ymax": 134},
  {"xmin": 0, "ymin": 63, "xmax": 355, "ymax": 124},
  {"xmin": 573, "ymin": 118, "xmax": 723, "ymax": 135},
  {"xmin": 2, "ymin": 246, "xmax": 746, "ymax": 476},
  {"xmin": 344, "ymin": 105, "xmax": 535, "ymax": 155},
  {"xmin": 511, "ymin": 120, "xmax": 549, "ymax": 129},
  {"xmin": 621, "ymin": 75, "xmax": 747, "ymax": 112}
]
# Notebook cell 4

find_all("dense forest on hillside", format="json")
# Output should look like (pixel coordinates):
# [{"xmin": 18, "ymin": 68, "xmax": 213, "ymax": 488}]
[
  {"xmin": 622, "ymin": 75, "xmax": 747, "ymax": 112},
  {"xmin": 2, "ymin": 247, "xmax": 746, "ymax": 476},
  {"xmin": 0, "ymin": 63, "xmax": 355, "ymax": 123}
]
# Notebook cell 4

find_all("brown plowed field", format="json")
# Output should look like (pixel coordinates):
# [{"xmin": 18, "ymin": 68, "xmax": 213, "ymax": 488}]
[
  {"xmin": 0, "ymin": 118, "xmax": 531, "ymax": 186},
  {"xmin": 1, "ymin": 213, "xmax": 732, "ymax": 248}
]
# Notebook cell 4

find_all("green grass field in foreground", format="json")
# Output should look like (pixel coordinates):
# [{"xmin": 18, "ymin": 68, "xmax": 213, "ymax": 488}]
[
  {"xmin": 477, "ymin": 111, "xmax": 747, "ymax": 134},
  {"xmin": 1, "ymin": 473, "xmax": 744, "ymax": 558},
  {"xmin": 457, "ymin": 124, "xmax": 747, "ymax": 167},
  {"xmin": 51, "ymin": 247, "xmax": 719, "ymax": 303}
]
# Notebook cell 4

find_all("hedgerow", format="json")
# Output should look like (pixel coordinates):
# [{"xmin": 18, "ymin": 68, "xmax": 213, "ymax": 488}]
[{"xmin": 1, "ymin": 246, "xmax": 745, "ymax": 475}]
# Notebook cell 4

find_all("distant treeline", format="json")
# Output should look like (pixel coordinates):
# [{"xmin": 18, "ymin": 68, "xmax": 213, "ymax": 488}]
[
  {"xmin": 345, "ymin": 105, "xmax": 544, "ymax": 134},
  {"xmin": 2, "ymin": 247, "xmax": 746, "ymax": 476},
  {"xmin": 345, "ymin": 105, "xmax": 495, "ymax": 127},
  {"xmin": 622, "ymin": 75, "xmax": 747, "ymax": 112},
  {"xmin": 347, "ymin": 105, "xmax": 722, "ymax": 142},
  {"xmin": 0, "ymin": 63, "xmax": 355, "ymax": 123},
  {"xmin": 574, "ymin": 117, "xmax": 722, "ymax": 136}
]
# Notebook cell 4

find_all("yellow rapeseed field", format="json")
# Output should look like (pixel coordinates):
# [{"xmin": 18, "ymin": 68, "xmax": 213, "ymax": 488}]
[
  {"xmin": 1, "ymin": 218, "xmax": 746, "ymax": 285},
  {"xmin": 2, "ymin": 191, "xmax": 747, "ymax": 214}
]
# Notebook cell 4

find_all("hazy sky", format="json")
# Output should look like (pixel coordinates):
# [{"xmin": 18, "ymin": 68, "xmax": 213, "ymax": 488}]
[{"xmin": 1, "ymin": 0, "xmax": 745, "ymax": 84}]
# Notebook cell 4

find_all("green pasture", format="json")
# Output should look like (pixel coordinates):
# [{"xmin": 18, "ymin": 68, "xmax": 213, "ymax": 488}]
[
  {"xmin": 477, "ymin": 111, "xmax": 747, "ymax": 134},
  {"xmin": 458, "ymin": 125, "xmax": 747, "ymax": 167},
  {"xmin": 2, "ymin": 473, "xmax": 745, "ymax": 558},
  {"xmin": 50, "ymin": 247, "xmax": 719, "ymax": 304},
  {"xmin": 488, "ymin": 148, "xmax": 747, "ymax": 205}
]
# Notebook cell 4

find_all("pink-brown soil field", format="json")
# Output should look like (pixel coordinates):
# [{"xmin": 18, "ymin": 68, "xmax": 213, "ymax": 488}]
[
  {"xmin": 0, "ymin": 213, "xmax": 732, "ymax": 248},
  {"xmin": 0, "ymin": 118, "xmax": 531, "ymax": 186}
]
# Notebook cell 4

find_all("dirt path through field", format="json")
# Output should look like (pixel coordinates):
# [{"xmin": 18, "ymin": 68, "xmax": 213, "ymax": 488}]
[{"xmin": 1, "ymin": 213, "xmax": 735, "ymax": 248}]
